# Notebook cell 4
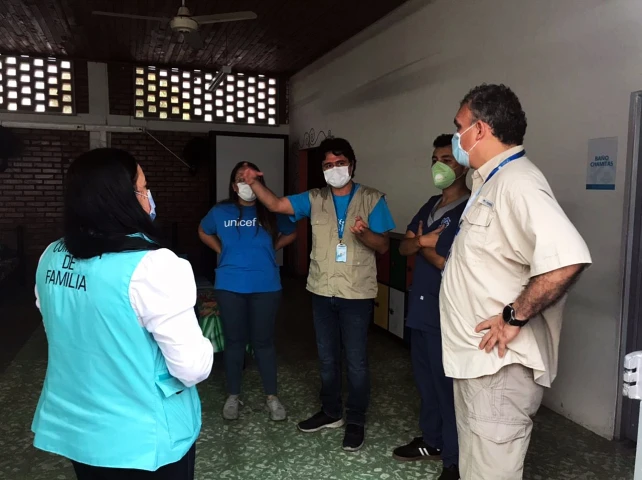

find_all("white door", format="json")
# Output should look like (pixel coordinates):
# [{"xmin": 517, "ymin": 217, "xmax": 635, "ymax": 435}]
[{"xmin": 215, "ymin": 135, "xmax": 286, "ymax": 265}]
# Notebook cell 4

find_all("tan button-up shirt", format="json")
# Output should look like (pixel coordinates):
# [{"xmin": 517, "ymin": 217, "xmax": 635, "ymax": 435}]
[{"xmin": 440, "ymin": 146, "xmax": 592, "ymax": 387}]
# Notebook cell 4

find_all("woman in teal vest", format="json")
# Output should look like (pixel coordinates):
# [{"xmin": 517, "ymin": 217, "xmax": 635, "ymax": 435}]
[
  {"xmin": 32, "ymin": 148, "xmax": 214, "ymax": 480},
  {"xmin": 198, "ymin": 161, "xmax": 296, "ymax": 421}
]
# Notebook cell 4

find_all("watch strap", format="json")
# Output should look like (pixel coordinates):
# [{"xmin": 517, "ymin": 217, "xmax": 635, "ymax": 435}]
[{"xmin": 503, "ymin": 303, "xmax": 529, "ymax": 327}]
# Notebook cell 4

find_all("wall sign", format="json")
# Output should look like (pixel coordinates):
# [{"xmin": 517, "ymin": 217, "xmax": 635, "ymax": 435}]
[{"xmin": 586, "ymin": 137, "xmax": 617, "ymax": 190}]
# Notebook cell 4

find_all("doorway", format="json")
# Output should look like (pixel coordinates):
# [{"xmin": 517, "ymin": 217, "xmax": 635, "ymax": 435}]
[
  {"xmin": 306, "ymin": 146, "xmax": 326, "ymax": 263},
  {"xmin": 620, "ymin": 91, "xmax": 642, "ymax": 442}
]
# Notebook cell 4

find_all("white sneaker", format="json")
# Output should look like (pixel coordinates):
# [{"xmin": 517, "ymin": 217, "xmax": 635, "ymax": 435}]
[
  {"xmin": 266, "ymin": 396, "xmax": 287, "ymax": 421},
  {"xmin": 223, "ymin": 395, "xmax": 241, "ymax": 420}
]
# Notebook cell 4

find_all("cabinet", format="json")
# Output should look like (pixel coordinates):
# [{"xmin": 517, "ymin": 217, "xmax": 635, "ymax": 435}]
[
  {"xmin": 374, "ymin": 284, "xmax": 389, "ymax": 329},
  {"xmin": 388, "ymin": 288, "xmax": 405, "ymax": 339},
  {"xmin": 373, "ymin": 233, "xmax": 414, "ymax": 346}
]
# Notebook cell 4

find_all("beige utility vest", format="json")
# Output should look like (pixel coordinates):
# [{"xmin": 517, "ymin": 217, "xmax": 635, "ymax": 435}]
[{"xmin": 307, "ymin": 184, "xmax": 383, "ymax": 300}]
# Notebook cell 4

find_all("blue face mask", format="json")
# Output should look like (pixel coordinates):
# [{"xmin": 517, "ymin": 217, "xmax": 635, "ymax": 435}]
[
  {"xmin": 136, "ymin": 189, "xmax": 156, "ymax": 221},
  {"xmin": 451, "ymin": 123, "xmax": 479, "ymax": 168},
  {"xmin": 148, "ymin": 190, "xmax": 156, "ymax": 221}
]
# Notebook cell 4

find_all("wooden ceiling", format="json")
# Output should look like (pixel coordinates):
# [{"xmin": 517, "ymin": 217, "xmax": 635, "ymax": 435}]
[{"xmin": 0, "ymin": 0, "xmax": 409, "ymax": 75}]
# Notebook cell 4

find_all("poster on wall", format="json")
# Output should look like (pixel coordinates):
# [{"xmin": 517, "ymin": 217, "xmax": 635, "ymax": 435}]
[{"xmin": 586, "ymin": 137, "xmax": 617, "ymax": 190}]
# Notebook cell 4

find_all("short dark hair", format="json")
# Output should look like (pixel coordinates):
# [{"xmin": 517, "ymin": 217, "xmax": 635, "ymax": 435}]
[
  {"xmin": 433, "ymin": 134, "xmax": 453, "ymax": 149},
  {"xmin": 318, "ymin": 137, "xmax": 357, "ymax": 176},
  {"xmin": 460, "ymin": 84, "xmax": 527, "ymax": 146},
  {"xmin": 63, "ymin": 148, "xmax": 161, "ymax": 259}
]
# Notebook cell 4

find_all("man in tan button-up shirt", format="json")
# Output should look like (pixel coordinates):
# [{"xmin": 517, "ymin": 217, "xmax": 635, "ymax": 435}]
[{"xmin": 440, "ymin": 84, "xmax": 592, "ymax": 480}]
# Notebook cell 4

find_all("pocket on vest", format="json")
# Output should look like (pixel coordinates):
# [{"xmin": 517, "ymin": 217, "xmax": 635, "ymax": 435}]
[
  {"xmin": 155, "ymin": 377, "xmax": 198, "ymax": 447},
  {"xmin": 346, "ymin": 244, "xmax": 375, "ymax": 266},
  {"xmin": 311, "ymin": 212, "xmax": 330, "ymax": 260}
]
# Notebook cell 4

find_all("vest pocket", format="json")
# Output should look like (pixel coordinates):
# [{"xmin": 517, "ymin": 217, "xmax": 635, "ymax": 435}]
[
  {"xmin": 345, "ymin": 236, "xmax": 375, "ymax": 266},
  {"xmin": 310, "ymin": 213, "xmax": 330, "ymax": 261},
  {"xmin": 155, "ymin": 376, "xmax": 198, "ymax": 447}
]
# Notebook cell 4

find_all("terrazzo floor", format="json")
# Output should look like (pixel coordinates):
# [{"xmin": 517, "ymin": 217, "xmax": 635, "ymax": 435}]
[{"xmin": 0, "ymin": 278, "xmax": 636, "ymax": 479}]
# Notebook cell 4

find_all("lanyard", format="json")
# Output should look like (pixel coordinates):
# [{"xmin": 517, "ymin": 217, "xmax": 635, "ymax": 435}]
[
  {"xmin": 456, "ymin": 149, "xmax": 526, "ymax": 235},
  {"xmin": 336, "ymin": 183, "xmax": 357, "ymax": 241}
]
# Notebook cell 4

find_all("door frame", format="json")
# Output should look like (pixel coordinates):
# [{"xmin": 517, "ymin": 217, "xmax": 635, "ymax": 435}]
[
  {"xmin": 618, "ymin": 91, "xmax": 642, "ymax": 440},
  {"xmin": 207, "ymin": 131, "xmax": 290, "ymax": 276}
]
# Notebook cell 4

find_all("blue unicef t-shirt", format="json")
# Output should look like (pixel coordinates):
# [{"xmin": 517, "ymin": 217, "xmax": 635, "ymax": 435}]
[
  {"xmin": 200, "ymin": 203, "xmax": 296, "ymax": 294},
  {"xmin": 288, "ymin": 184, "xmax": 395, "ymax": 235}
]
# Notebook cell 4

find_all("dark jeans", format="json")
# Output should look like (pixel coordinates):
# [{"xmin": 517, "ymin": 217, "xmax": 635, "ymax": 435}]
[
  {"xmin": 216, "ymin": 290, "xmax": 282, "ymax": 396},
  {"xmin": 71, "ymin": 444, "xmax": 195, "ymax": 479},
  {"xmin": 411, "ymin": 327, "xmax": 459, "ymax": 468},
  {"xmin": 311, "ymin": 294, "xmax": 373, "ymax": 427}
]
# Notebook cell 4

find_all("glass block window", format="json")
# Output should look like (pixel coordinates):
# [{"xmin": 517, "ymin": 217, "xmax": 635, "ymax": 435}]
[
  {"xmin": 0, "ymin": 54, "xmax": 74, "ymax": 115},
  {"xmin": 134, "ymin": 66, "xmax": 279, "ymax": 125}
]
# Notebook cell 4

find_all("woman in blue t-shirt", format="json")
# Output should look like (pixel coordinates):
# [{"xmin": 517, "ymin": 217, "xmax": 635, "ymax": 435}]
[{"xmin": 198, "ymin": 161, "xmax": 297, "ymax": 422}]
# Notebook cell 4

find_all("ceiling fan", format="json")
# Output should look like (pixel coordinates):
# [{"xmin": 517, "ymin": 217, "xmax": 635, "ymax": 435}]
[{"xmin": 92, "ymin": 0, "xmax": 257, "ymax": 50}]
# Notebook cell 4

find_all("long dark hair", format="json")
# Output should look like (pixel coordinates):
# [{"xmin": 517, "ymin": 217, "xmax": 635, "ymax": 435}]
[
  {"xmin": 63, "ymin": 148, "xmax": 162, "ymax": 259},
  {"xmin": 221, "ymin": 161, "xmax": 278, "ymax": 243}
]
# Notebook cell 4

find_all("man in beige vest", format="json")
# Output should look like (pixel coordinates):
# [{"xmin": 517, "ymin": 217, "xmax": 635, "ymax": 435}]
[
  {"xmin": 441, "ymin": 84, "xmax": 592, "ymax": 479},
  {"xmin": 241, "ymin": 137, "xmax": 395, "ymax": 451}
]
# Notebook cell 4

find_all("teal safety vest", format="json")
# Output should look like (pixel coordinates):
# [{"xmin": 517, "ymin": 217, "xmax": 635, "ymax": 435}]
[{"xmin": 32, "ymin": 240, "xmax": 201, "ymax": 470}]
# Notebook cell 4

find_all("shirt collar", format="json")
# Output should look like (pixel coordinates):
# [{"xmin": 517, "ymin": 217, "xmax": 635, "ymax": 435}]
[{"xmin": 475, "ymin": 145, "xmax": 525, "ymax": 182}]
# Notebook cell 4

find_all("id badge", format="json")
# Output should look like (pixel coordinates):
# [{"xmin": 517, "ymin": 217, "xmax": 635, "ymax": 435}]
[{"xmin": 335, "ymin": 243, "xmax": 347, "ymax": 263}]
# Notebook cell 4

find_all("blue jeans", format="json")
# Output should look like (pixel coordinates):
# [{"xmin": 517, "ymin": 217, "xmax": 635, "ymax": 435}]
[
  {"xmin": 411, "ymin": 327, "xmax": 459, "ymax": 468},
  {"xmin": 216, "ymin": 290, "xmax": 282, "ymax": 396},
  {"xmin": 311, "ymin": 294, "xmax": 373, "ymax": 427}
]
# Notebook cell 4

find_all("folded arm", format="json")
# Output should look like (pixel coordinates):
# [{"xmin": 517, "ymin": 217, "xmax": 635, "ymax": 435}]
[{"xmin": 130, "ymin": 249, "xmax": 214, "ymax": 387}]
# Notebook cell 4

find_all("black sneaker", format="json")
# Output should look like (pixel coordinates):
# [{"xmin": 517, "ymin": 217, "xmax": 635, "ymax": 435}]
[
  {"xmin": 342, "ymin": 424, "xmax": 365, "ymax": 452},
  {"xmin": 438, "ymin": 465, "xmax": 460, "ymax": 480},
  {"xmin": 392, "ymin": 437, "xmax": 441, "ymax": 461},
  {"xmin": 297, "ymin": 411, "xmax": 345, "ymax": 433}
]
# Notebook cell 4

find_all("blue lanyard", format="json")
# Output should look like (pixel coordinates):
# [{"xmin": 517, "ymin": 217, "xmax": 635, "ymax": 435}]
[
  {"xmin": 456, "ymin": 149, "xmax": 526, "ymax": 234},
  {"xmin": 335, "ymin": 183, "xmax": 357, "ymax": 240}
]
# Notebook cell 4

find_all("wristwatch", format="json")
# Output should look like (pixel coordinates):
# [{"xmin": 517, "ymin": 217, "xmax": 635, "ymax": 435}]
[{"xmin": 502, "ymin": 304, "xmax": 529, "ymax": 327}]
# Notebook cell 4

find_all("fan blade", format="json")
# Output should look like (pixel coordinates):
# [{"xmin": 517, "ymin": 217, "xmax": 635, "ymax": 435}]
[
  {"xmin": 185, "ymin": 31, "xmax": 204, "ymax": 50},
  {"xmin": 192, "ymin": 11, "xmax": 257, "ymax": 25},
  {"xmin": 92, "ymin": 11, "xmax": 170, "ymax": 22}
]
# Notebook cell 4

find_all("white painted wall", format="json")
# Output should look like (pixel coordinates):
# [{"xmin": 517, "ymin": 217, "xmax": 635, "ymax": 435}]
[{"xmin": 289, "ymin": 0, "xmax": 642, "ymax": 439}]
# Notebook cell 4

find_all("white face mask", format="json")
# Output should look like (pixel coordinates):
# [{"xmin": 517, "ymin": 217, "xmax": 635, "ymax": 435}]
[
  {"xmin": 236, "ymin": 182, "xmax": 257, "ymax": 202},
  {"xmin": 324, "ymin": 165, "xmax": 351, "ymax": 188}
]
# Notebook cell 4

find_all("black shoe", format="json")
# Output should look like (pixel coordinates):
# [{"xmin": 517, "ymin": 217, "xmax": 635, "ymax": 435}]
[
  {"xmin": 342, "ymin": 424, "xmax": 365, "ymax": 452},
  {"xmin": 392, "ymin": 437, "xmax": 441, "ymax": 461},
  {"xmin": 438, "ymin": 465, "xmax": 460, "ymax": 480},
  {"xmin": 297, "ymin": 411, "xmax": 345, "ymax": 433}
]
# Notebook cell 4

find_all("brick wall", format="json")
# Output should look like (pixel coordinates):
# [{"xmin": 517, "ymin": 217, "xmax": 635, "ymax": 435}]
[
  {"xmin": 0, "ymin": 129, "xmax": 214, "ymax": 278},
  {"xmin": 0, "ymin": 129, "xmax": 89, "ymax": 273},
  {"xmin": 111, "ymin": 131, "xmax": 213, "ymax": 276},
  {"xmin": 108, "ymin": 63, "xmax": 133, "ymax": 116}
]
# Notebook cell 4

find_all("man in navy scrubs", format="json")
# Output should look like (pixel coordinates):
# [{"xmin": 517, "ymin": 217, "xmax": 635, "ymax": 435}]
[{"xmin": 392, "ymin": 134, "xmax": 470, "ymax": 480}]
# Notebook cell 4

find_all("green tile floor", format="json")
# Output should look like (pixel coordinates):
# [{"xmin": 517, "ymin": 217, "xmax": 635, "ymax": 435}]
[{"xmin": 0, "ymin": 279, "xmax": 636, "ymax": 479}]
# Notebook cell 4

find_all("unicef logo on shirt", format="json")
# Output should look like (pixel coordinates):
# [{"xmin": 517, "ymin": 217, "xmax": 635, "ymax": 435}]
[{"xmin": 224, "ymin": 218, "xmax": 260, "ymax": 227}]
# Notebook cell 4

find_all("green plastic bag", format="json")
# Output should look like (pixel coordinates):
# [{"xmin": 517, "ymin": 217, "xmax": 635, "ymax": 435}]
[{"xmin": 200, "ymin": 313, "xmax": 225, "ymax": 353}]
